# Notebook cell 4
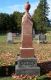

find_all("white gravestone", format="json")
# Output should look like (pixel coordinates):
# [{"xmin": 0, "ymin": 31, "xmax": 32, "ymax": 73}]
[{"xmin": 7, "ymin": 32, "xmax": 13, "ymax": 43}]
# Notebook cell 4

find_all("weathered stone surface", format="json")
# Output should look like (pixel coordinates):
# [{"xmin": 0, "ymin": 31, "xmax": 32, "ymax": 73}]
[
  {"xmin": 39, "ymin": 33, "xmax": 47, "ymax": 43},
  {"xmin": 16, "ymin": 57, "xmax": 37, "ymax": 67},
  {"xmin": 15, "ymin": 57, "xmax": 40, "ymax": 76},
  {"xmin": 15, "ymin": 66, "xmax": 40, "ymax": 76}
]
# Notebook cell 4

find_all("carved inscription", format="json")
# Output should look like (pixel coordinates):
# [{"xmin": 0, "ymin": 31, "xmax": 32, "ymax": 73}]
[{"xmin": 18, "ymin": 59, "xmax": 36, "ymax": 67}]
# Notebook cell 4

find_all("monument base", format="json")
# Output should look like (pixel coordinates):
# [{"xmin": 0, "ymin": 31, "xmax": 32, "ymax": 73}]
[
  {"xmin": 20, "ymin": 47, "xmax": 34, "ymax": 58},
  {"xmin": 15, "ymin": 57, "xmax": 40, "ymax": 76}
]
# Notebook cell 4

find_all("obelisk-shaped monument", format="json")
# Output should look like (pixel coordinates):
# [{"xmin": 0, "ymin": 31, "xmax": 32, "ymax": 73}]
[
  {"xmin": 15, "ymin": 2, "xmax": 40, "ymax": 76},
  {"xmin": 20, "ymin": 2, "xmax": 34, "ymax": 58}
]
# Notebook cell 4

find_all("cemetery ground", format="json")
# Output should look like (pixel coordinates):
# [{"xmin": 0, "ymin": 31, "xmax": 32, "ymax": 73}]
[{"xmin": 0, "ymin": 31, "xmax": 51, "ymax": 80}]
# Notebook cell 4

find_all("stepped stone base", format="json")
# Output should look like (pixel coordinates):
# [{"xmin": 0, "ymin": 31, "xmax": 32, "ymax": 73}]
[
  {"xmin": 15, "ymin": 67, "xmax": 40, "ymax": 76},
  {"xmin": 15, "ymin": 57, "xmax": 40, "ymax": 76}
]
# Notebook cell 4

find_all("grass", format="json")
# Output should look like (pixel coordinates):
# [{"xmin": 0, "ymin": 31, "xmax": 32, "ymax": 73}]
[
  {"xmin": 0, "ymin": 77, "xmax": 13, "ymax": 80},
  {"xmin": 0, "ymin": 35, "xmax": 6, "ymax": 43},
  {"xmin": 0, "ymin": 35, "xmax": 20, "ymax": 66}
]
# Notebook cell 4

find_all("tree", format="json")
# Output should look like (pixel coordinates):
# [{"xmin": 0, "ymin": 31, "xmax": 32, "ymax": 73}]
[
  {"xmin": 10, "ymin": 11, "xmax": 23, "ymax": 33},
  {"xmin": 0, "ymin": 12, "xmax": 23, "ymax": 34},
  {"xmin": 32, "ymin": 0, "xmax": 49, "ymax": 33},
  {"xmin": 0, "ymin": 13, "xmax": 10, "ymax": 34}
]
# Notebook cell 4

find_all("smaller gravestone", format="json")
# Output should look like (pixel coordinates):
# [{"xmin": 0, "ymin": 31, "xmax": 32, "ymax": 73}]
[
  {"xmin": 33, "ymin": 29, "xmax": 35, "ymax": 38},
  {"xmin": 35, "ymin": 34, "xmax": 39, "ymax": 43},
  {"xmin": 7, "ymin": 32, "xmax": 13, "ymax": 43},
  {"xmin": 39, "ymin": 33, "xmax": 47, "ymax": 43}
]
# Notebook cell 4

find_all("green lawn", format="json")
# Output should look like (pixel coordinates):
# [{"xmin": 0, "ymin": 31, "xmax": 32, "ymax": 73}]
[
  {"xmin": 0, "ymin": 77, "xmax": 13, "ymax": 80},
  {"xmin": 0, "ymin": 35, "xmax": 6, "ymax": 43}
]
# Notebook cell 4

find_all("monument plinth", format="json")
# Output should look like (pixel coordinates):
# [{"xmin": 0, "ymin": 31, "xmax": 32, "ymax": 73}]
[{"xmin": 15, "ymin": 2, "xmax": 40, "ymax": 76}]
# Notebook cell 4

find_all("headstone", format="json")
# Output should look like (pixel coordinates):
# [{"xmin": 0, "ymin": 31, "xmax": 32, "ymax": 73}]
[
  {"xmin": 39, "ymin": 33, "xmax": 47, "ymax": 43},
  {"xmin": 33, "ymin": 29, "xmax": 35, "ymax": 38},
  {"xmin": 15, "ymin": 2, "xmax": 40, "ymax": 76},
  {"xmin": 7, "ymin": 32, "xmax": 13, "ymax": 43},
  {"xmin": 35, "ymin": 34, "xmax": 39, "ymax": 43}
]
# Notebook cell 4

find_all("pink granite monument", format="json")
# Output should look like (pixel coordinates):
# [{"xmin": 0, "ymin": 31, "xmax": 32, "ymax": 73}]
[
  {"xmin": 20, "ymin": 2, "xmax": 34, "ymax": 58},
  {"xmin": 15, "ymin": 2, "xmax": 40, "ymax": 76}
]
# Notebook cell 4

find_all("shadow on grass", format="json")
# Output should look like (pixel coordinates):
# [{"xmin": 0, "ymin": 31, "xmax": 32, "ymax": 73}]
[
  {"xmin": 0, "ymin": 65, "xmax": 15, "ymax": 77},
  {"xmin": 37, "ymin": 61, "xmax": 51, "ymax": 79},
  {"xmin": 38, "ymin": 61, "xmax": 51, "ymax": 76}
]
